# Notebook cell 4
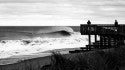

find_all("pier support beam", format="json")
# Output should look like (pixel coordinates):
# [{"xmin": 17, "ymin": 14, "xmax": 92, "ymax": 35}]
[
  {"xmin": 88, "ymin": 34, "xmax": 91, "ymax": 50},
  {"xmin": 87, "ymin": 20, "xmax": 91, "ymax": 50},
  {"xmin": 95, "ymin": 35, "xmax": 97, "ymax": 42}
]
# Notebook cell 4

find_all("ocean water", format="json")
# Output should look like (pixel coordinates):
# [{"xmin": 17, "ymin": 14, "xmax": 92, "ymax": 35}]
[{"xmin": 0, "ymin": 26, "xmax": 96, "ymax": 59}]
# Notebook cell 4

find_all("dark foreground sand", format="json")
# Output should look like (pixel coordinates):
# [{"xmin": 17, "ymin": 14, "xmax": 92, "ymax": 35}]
[{"xmin": 0, "ymin": 55, "xmax": 51, "ymax": 70}]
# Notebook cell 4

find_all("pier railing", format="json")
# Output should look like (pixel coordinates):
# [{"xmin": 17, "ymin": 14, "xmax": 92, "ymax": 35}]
[{"xmin": 69, "ymin": 20, "xmax": 125, "ymax": 53}]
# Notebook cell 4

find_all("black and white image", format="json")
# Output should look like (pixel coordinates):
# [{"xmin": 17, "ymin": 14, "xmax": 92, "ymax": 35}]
[{"xmin": 0, "ymin": 0, "xmax": 125, "ymax": 70}]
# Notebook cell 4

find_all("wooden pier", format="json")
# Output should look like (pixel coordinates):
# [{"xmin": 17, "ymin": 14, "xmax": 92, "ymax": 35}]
[{"xmin": 69, "ymin": 20, "xmax": 125, "ymax": 53}]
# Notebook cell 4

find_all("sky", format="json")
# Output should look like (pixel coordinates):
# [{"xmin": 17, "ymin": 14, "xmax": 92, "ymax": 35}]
[{"xmin": 0, "ymin": 0, "xmax": 125, "ymax": 26}]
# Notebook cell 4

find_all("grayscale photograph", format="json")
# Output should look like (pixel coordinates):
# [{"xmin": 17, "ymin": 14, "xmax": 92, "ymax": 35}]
[{"xmin": 0, "ymin": 0, "xmax": 125, "ymax": 70}]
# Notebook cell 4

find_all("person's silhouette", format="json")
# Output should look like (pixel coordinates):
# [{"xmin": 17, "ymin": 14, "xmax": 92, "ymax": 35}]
[
  {"xmin": 87, "ymin": 20, "xmax": 91, "ymax": 25},
  {"xmin": 115, "ymin": 20, "xmax": 118, "ymax": 26}
]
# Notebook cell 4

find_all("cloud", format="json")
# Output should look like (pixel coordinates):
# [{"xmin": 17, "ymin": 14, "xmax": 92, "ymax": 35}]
[
  {"xmin": 0, "ymin": 0, "xmax": 125, "ymax": 25},
  {"xmin": 0, "ymin": 3, "xmax": 94, "ymax": 19}
]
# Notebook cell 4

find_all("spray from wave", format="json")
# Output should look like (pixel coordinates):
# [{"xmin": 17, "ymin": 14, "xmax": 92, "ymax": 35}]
[{"xmin": 0, "ymin": 26, "xmax": 97, "ymax": 59}]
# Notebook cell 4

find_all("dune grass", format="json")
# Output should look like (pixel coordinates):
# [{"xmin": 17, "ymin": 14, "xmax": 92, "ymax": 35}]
[{"xmin": 41, "ymin": 46, "xmax": 125, "ymax": 70}]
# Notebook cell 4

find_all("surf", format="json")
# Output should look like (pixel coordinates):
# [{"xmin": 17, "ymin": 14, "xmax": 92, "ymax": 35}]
[{"xmin": 0, "ymin": 26, "xmax": 74, "ymax": 40}]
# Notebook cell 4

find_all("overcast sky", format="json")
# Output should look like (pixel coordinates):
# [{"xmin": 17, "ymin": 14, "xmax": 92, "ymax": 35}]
[{"xmin": 0, "ymin": 0, "xmax": 125, "ymax": 26}]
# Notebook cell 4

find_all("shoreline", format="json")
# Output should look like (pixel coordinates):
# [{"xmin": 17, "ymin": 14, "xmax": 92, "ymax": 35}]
[
  {"xmin": 0, "ymin": 46, "xmax": 125, "ymax": 70},
  {"xmin": 0, "ymin": 47, "xmax": 79, "ymax": 65}
]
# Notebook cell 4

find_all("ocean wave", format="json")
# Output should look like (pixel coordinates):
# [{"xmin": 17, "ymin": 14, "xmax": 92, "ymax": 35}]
[
  {"xmin": 0, "ymin": 32, "xmax": 91, "ymax": 59},
  {"xmin": 0, "ymin": 26, "xmax": 100, "ymax": 59},
  {"xmin": 0, "ymin": 26, "xmax": 74, "ymax": 40}
]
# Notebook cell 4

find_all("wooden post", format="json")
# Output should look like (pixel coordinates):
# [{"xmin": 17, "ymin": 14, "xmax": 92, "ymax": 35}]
[
  {"xmin": 87, "ymin": 20, "xmax": 91, "ymax": 50},
  {"xmin": 88, "ymin": 34, "xmax": 91, "ymax": 50},
  {"xmin": 100, "ymin": 35, "xmax": 103, "ymax": 49},
  {"xmin": 114, "ymin": 20, "xmax": 119, "ymax": 47},
  {"xmin": 95, "ymin": 35, "xmax": 97, "ymax": 42}
]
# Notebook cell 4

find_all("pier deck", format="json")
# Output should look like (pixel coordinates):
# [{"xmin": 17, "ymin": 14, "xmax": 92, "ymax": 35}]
[{"xmin": 69, "ymin": 20, "xmax": 125, "ymax": 53}]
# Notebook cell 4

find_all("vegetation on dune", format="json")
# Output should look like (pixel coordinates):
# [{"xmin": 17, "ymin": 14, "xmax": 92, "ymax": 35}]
[{"xmin": 41, "ymin": 47, "xmax": 125, "ymax": 70}]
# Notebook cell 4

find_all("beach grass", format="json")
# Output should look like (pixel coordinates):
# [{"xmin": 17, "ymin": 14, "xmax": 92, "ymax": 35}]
[{"xmin": 41, "ymin": 46, "xmax": 125, "ymax": 70}]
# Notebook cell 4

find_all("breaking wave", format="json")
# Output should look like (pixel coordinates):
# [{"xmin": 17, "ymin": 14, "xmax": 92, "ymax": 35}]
[
  {"xmin": 0, "ymin": 26, "xmax": 74, "ymax": 40},
  {"xmin": 0, "ymin": 26, "xmax": 99, "ymax": 59}
]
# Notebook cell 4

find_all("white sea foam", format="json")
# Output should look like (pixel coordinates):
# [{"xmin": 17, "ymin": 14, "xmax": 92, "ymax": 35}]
[{"xmin": 0, "ymin": 32, "xmax": 98, "ymax": 59}]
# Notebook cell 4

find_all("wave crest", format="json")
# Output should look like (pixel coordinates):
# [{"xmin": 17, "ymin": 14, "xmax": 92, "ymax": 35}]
[
  {"xmin": 0, "ymin": 32, "xmax": 89, "ymax": 59},
  {"xmin": 0, "ymin": 26, "xmax": 74, "ymax": 40}
]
